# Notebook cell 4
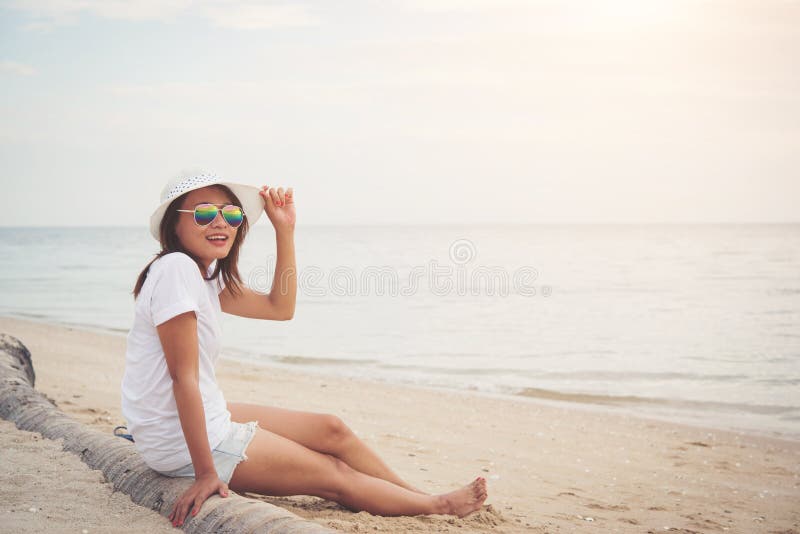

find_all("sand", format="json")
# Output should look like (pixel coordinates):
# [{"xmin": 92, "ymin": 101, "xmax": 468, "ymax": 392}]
[{"xmin": 0, "ymin": 316, "xmax": 798, "ymax": 533}]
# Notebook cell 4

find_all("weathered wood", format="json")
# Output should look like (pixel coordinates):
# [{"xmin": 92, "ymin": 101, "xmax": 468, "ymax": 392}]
[{"xmin": 0, "ymin": 333, "xmax": 336, "ymax": 533}]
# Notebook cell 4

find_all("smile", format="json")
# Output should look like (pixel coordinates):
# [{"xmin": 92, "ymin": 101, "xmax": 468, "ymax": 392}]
[{"xmin": 206, "ymin": 235, "xmax": 229, "ymax": 245}]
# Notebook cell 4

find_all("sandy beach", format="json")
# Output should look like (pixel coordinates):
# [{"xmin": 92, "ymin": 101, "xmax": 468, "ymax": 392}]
[{"xmin": 0, "ymin": 316, "xmax": 798, "ymax": 533}]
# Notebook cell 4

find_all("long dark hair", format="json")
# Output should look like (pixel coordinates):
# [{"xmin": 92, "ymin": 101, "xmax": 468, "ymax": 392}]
[{"xmin": 133, "ymin": 184, "xmax": 249, "ymax": 299}]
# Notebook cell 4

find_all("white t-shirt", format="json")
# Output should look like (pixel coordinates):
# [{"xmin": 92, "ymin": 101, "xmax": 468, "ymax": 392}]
[{"xmin": 121, "ymin": 252, "xmax": 232, "ymax": 472}]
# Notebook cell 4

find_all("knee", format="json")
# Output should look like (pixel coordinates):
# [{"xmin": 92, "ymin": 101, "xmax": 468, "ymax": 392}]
[
  {"xmin": 330, "ymin": 454, "xmax": 354, "ymax": 474},
  {"xmin": 321, "ymin": 454, "xmax": 358, "ymax": 501},
  {"xmin": 320, "ymin": 414, "xmax": 354, "ymax": 452}
]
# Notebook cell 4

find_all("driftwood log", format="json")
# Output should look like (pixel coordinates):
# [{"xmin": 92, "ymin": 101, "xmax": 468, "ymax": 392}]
[{"xmin": 0, "ymin": 333, "xmax": 336, "ymax": 533}]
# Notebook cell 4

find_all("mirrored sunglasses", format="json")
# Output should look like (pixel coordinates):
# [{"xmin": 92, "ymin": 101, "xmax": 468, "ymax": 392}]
[{"xmin": 177, "ymin": 203, "xmax": 244, "ymax": 228}]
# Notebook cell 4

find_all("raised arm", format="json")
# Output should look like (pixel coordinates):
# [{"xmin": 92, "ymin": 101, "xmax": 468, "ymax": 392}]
[
  {"xmin": 220, "ymin": 185, "xmax": 297, "ymax": 320},
  {"xmin": 157, "ymin": 311, "xmax": 229, "ymax": 527}
]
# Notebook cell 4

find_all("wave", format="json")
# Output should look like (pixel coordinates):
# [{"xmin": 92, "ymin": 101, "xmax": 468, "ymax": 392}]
[
  {"xmin": 270, "ymin": 354, "xmax": 380, "ymax": 367},
  {"xmin": 515, "ymin": 387, "xmax": 798, "ymax": 415}
]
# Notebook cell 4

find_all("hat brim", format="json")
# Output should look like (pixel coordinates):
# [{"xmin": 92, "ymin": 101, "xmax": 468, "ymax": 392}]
[{"xmin": 149, "ymin": 182, "xmax": 265, "ymax": 241}]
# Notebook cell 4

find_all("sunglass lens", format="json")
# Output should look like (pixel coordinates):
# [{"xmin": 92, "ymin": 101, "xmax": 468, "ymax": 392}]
[
  {"xmin": 222, "ymin": 205, "xmax": 244, "ymax": 228},
  {"xmin": 194, "ymin": 204, "xmax": 219, "ymax": 226}
]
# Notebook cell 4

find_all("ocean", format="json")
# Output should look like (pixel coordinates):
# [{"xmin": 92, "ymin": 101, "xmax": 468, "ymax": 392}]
[{"xmin": 1, "ymin": 224, "xmax": 798, "ymax": 439}]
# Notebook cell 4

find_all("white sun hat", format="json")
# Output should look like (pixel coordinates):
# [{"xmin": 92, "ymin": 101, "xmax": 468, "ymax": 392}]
[{"xmin": 149, "ymin": 170, "xmax": 265, "ymax": 241}]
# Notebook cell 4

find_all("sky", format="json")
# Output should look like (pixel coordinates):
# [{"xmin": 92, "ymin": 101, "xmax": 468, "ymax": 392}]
[{"xmin": 1, "ymin": 0, "xmax": 798, "ymax": 227}]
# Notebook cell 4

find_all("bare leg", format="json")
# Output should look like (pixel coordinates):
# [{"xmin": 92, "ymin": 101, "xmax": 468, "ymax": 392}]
[
  {"xmin": 229, "ymin": 427, "xmax": 488, "ymax": 517},
  {"xmin": 336, "ymin": 432, "xmax": 430, "ymax": 493},
  {"xmin": 228, "ymin": 402, "xmax": 428, "ymax": 494}
]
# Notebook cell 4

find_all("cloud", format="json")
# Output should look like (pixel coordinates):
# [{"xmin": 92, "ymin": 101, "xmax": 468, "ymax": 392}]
[
  {"xmin": 3, "ymin": 0, "xmax": 318, "ymax": 30},
  {"xmin": 3, "ymin": 0, "xmax": 190, "ymax": 28},
  {"xmin": 0, "ymin": 60, "xmax": 37, "ymax": 75},
  {"xmin": 200, "ymin": 3, "xmax": 319, "ymax": 29},
  {"xmin": 392, "ymin": 0, "xmax": 541, "ymax": 13}
]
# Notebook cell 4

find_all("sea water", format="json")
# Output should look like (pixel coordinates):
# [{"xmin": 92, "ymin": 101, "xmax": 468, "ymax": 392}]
[{"xmin": 1, "ymin": 224, "xmax": 797, "ymax": 438}]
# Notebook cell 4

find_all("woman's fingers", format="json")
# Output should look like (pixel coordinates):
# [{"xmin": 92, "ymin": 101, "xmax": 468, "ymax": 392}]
[
  {"xmin": 170, "ymin": 500, "xmax": 180, "ymax": 524},
  {"xmin": 171, "ymin": 480, "xmax": 229, "ymax": 524},
  {"xmin": 169, "ymin": 497, "xmax": 183, "ymax": 527},
  {"xmin": 176, "ymin": 504, "xmax": 186, "ymax": 526},
  {"xmin": 261, "ymin": 187, "xmax": 274, "ymax": 210},
  {"xmin": 260, "ymin": 185, "xmax": 293, "ymax": 208},
  {"xmin": 173, "ymin": 488, "xmax": 198, "ymax": 526},
  {"xmin": 269, "ymin": 187, "xmax": 281, "ymax": 206},
  {"xmin": 182, "ymin": 496, "xmax": 193, "ymax": 525},
  {"xmin": 191, "ymin": 495, "xmax": 204, "ymax": 517},
  {"xmin": 173, "ymin": 497, "xmax": 197, "ymax": 526}
]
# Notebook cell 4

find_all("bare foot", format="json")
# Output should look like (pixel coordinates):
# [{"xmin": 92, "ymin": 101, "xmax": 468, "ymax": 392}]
[{"xmin": 437, "ymin": 477, "xmax": 488, "ymax": 518}]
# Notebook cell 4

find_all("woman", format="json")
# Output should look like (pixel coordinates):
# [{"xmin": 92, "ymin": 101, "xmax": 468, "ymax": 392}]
[{"xmin": 123, "ymin": 171, "xmax": 488, "ymax": 528}]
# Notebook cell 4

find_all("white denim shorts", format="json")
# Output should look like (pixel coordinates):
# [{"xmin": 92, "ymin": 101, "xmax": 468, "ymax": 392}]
[{"xmin": 159, "ymin": 421, "xmax": 259, "ymax": 484}]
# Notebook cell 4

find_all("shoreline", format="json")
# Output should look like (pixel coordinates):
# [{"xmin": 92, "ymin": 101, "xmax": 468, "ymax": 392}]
[
  {"xmin": 224, "ymin": 351, "xmax": 800, "ymax": 445},
  {"xmin": 4, "ymin": 311, "xmax": 797, "ymax": 444},
  {"xmin": 1, "ymin": 315, "xmax": 799, "ymax": 533}
]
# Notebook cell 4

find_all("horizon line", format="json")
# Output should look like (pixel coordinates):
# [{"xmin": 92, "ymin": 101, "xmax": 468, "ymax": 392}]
[{"xmin": 1, "ymin": 221, "xmax": 799, "ymax": 228}]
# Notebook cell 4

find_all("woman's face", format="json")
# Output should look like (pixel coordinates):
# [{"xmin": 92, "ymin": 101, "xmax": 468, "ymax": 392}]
[{"xmin": 175, "ymin": 186, "xmax": 239, "ymax": 269}]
